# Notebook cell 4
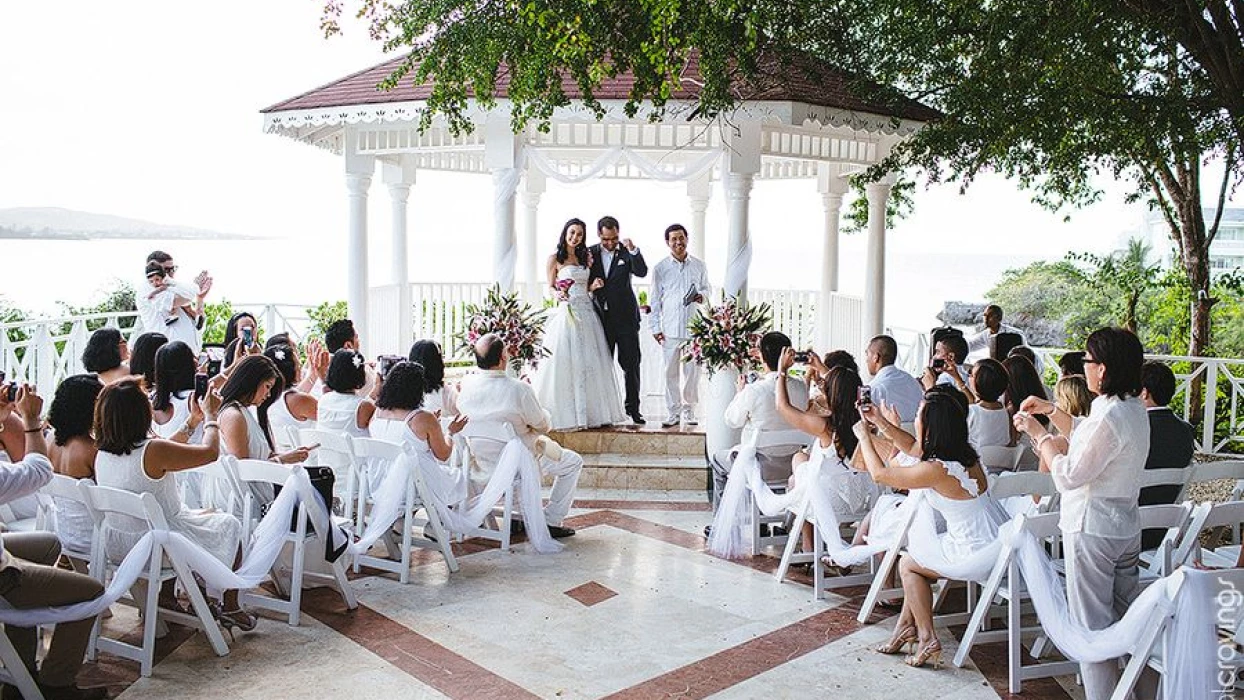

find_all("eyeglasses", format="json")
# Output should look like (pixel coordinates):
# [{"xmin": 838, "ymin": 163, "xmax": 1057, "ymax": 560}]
[
  {"xmin": 1083, "ymin": 357, "xmax": 1101, "ymax": 365},
  {"xmin": 162, "ymin": 265, "xmax": 178, "ymax": 273}
]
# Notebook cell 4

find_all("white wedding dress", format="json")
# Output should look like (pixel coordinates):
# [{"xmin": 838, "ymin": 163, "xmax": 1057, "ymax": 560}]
[{"xmin": 535, "ymin": 265, "xmax": 626, "ymax": 430}]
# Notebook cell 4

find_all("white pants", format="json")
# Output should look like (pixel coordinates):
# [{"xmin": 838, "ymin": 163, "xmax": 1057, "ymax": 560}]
[
  {"xmin": 538, "ymin": 447, "xmax": 583, "ymax": 526},
  {"xmin": 663, "ymin": 342, "xmax": 700, "ymax": 418},
  {"xmin": 1064, "ymin": 531, "xmax": 1142, "ymax": 700}
]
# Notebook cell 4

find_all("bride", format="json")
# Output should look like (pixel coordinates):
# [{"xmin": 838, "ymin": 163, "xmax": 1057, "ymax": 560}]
[{"xmin": 535, "ymin": 218, "xmax": 626, "ymax": 430}]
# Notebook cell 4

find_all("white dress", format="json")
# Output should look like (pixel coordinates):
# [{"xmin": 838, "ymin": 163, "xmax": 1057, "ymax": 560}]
[
  {"xmin": 317, "ymin": 392, "xmax": 369, "ymax": 438},
  {"xmin": 421, "ymin": 386, "xmax": 458, "ymax": 417},
  {"xmin": 269, "ymin": 390, "xmax": 314, "ymax": 450},
  {"xmin": 221, "ymin": 406, "xmax": 277, "ymax": 510},
  {"xmin": 791, "ymin": 438, "xmax": 877, "ymax": 519},
  {"xmin": 95, "ymin": 441, "xmax": 241, "ymax": 566},
  {"xmin": 534, "ymin": 264, "xmax": 625, "ymax": 430},
  {"xmin": 370, "ymin": 413, "xmax": 467, "ymax": 505}
]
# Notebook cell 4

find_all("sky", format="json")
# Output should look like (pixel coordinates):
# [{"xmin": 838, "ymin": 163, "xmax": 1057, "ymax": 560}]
[{"xmin": 1, "ymin": 1, "xmax": 1237, "ymax": 331}]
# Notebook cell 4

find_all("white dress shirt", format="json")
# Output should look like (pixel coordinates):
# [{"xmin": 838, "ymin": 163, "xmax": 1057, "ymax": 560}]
[
  {"xmin": 456, "ymin": 369, "xmax": 551, "ymax": 450},
  {"xmin": 136, "ymin": 278, "xmax": 202, "ymax": 353},
  {"xmin": 0, "ymin": 452, "xmax": 54, "ymax": 569},
  {"xmin": 868, "ymin": 365, "xmax": 923, "ymax": 423},
  {"xmin": 966, "ymin": 324, "xmax": 1028, "ymax": 362},
  {"xmin": 600, "ymin": 246, "xmax": 613, "ymax": 272},
  {"xmin": 724, "ymin": 373, "xmax": 809, "ymax": 441},
  {"xmin": 935, "ymin": 364, "xmax": 969, "ymax": 387},
  {"xmin": 649, "ymin": 255, "xmax": 710, "ymax": 339},
  {"xmin": 1049, "ymin": 394, "xmax": 1149, "ymax": 538}
]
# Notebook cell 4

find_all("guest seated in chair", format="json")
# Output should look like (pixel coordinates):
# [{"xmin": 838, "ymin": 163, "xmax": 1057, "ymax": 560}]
[
  {"xmin": 1137, "ymin": 361, "xmax": 1195, "ymax": 549},
  {"xmin": 45, "ymin": 375, "xmax": 104, "ymax": 560},
  {"xmin": 0, "ymin": 382, "xmax": 107, "ymax": 700},
  {"xmin": 455, "ymin": 334, "xmax": 581, "ymax": 538},
  {"xmin": 709, "ymin": 332, "xmax": 809, "ymax": 510},
  {"xmin": 921, "ymin": 334, "xmax": 969, "ymax": 391},
  {"xmin": 863, "ymin": 335, "xmax": 923, "ymax": 424}
]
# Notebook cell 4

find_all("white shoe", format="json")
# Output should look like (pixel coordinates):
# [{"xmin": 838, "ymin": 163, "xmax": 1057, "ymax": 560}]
[
  {"xmin": 683, "ymin": 408, "xmax": 698, "ymax": 426},
  {"xmin": 661, "ymin": 415, "xmax": 680, "ymax": 427}
]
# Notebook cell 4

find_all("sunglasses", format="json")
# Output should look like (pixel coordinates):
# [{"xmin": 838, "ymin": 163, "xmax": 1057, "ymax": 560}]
[
  {"xmin": 1083, "ymin": 357, "xmax": 1101, "ymax": 365},
  {"xmin": 162, "ymin": 265, "xmax": 178, "ymax": 273}
]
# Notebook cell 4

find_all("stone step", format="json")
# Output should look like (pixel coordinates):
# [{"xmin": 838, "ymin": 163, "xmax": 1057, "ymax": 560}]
[
  {"xmin": 576, "ymin": 453, "xmax": 708, "ymax": 491},
  {"xmin": 550, "ymin": 428, "xmax": 706, "ymax": 457}
]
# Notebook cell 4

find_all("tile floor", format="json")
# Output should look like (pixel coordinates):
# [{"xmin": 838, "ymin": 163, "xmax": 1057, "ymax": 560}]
[{"xmin": 83, "ymin": 492, "xmax": 1089, "ymax": 700}]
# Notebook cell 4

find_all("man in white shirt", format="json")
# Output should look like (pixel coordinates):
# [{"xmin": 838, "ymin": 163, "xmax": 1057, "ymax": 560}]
[
  {"xmin": 649, "ymin": 224, "xmax": 711, "ymax": 427},
  {"xmin": 863, "ymin": 335, "xmax": 923, "ymax": 424},
  {"xmin": 965, "ymin": 304, "xmax": 1027, "ymax": 363},
  {"xmin": 922, "ymin": 334, "xmax": 970, "ymax": 391},
  {"xmin": 456, "ymin": 334, "xmax": 581, "ymax": 538},
  {"xmin": 709, "ymin": 332, "xmax": 808, "ymax": 508},
  {"xmin": 0, "ymin": 383, "xmax": 106, "ymax": 700},
  {"xmin": 135, "ymin": 250, "xmax": 210, "ymax": 354}
]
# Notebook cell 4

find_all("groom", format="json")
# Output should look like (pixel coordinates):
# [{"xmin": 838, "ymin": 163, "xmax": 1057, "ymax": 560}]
[{"xmin": 589, "ymin": 215, "xmax": 648, "ymax": 424}]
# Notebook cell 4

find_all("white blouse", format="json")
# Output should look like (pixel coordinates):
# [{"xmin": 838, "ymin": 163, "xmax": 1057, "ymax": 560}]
[{"xmin": 1049, "ymin": 394, "xmax": 1149, "ymax": 538}]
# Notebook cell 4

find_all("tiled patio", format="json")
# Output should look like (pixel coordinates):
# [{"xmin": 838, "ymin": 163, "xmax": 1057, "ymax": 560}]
[{"xmin": 79, "ymin": 492, "xmax": 1088, "ymax": 699}]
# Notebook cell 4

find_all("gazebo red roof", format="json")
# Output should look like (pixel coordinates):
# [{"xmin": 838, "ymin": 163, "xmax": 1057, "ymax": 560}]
[{"xmin": 262, "ymin": 52, "xmax": 939, "ymax": 123}]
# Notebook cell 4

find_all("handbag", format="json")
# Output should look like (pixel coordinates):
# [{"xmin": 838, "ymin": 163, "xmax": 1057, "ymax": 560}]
[{"xmin": 271, "ymin": 466, "xmax": 349, "ymax": 563}]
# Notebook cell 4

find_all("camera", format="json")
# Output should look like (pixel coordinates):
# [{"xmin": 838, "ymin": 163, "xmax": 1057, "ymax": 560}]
[
  {"xmin": 744, "ymin": 371, "xmax": 760, "ymax": 384},
  {"xmin": 792, "ymin": 351, "xmax": 810, "ymax": 364},
  {"xmin": 857, "ymin": 385, "xmax": 873, "ymax": 408},
  {"xmin": 241, "ymin": 327, "xmax": 254, "ymax": 348},
  {"xmin": 931, "ymin": 358, "xmax": 947, "ymax": 371},
  {"xmin": 194, "ymin": 373, "xmax": 209, "ymax": 400},
  {"xmin": 378, "ymin": 355, "xmax": 403, "ymax": 378}
]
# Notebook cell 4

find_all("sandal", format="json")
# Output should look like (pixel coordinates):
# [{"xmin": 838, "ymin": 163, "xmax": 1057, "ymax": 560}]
[
  {"xmin": 905, "ymin": 638, "xmax": 944, "ymax": 669},
  {"xmin": 875, "ymin": 624, "xmax": 917, "ymax": 655},
  {"xmin": 211, "ymin": 602, "xmax": 258, "ymax": 641}
]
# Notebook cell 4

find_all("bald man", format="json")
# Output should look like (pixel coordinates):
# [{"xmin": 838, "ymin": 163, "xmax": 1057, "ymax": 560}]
[{"xmin": 456, "ymin": 334, "xmax": 581, "ymax": 538}]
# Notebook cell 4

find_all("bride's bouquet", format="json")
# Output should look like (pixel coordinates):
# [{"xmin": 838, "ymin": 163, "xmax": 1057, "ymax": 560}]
[
  {"xmin": 682, "ymin": 295, "xmax": 772, "ymax": 377},
  {"xmin": 459, "ymin": 285, "xmax": 549, "ymax": 370}
]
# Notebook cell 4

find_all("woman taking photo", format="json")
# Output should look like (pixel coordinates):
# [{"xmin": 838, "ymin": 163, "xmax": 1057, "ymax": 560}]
[
  {"xmin": 82, "ymin": 327, "xmax": 130, "ymax": 385},
  {"xmin": 408, "ymin": 340, "xmax": 457, "ymax": 416},
  {"xmin": 222, "ymin": 312, "xmax": 259, "ymax": 367},
  {"xmin": 93, "ymin": 378, "xmax": 255, "ymax": 632},
  {"xmin": 1014, "ymin": 327, "xmax": 1148, "ymax": 700},
  {"xmin": 46, "ymin": 374, "xmax": 103, "ymax": 556},
  {"xmin": 371, "ymin": 361, "xmax": 468, "ymax": 503},
  {"xmin": 856, "ymin": 390, "xmax": 996, "ymax": 669}
]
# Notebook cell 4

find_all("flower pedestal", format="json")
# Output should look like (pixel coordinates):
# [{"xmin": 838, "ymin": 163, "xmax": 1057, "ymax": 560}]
[{"xmin": 705, "ymin": 367, "xmax": 742, "ymax": 459}]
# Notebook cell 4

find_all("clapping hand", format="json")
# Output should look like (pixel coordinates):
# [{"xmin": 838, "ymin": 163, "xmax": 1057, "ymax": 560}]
[
  {"xmin": 195, "ymin": 271, "xmax": 213, "ymax": 299},
  {"xmin": 622, "ymin": 238, "xmax": 635, "ymax": 252},
  {"xmin": 447, "ymin": 414, "xmax": 469, "ymax": 436},
  {"xmin": 1019, "ymin": 396, "xmax": 1055, "ymax": 415}
]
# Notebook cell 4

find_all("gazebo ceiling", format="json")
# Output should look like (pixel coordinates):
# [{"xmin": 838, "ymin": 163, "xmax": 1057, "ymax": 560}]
[{"xmin": 261, "ymin": 51, "xmax": 937, "ymax": 176}]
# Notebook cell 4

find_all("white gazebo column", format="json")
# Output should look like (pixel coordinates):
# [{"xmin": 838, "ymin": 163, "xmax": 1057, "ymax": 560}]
[
  {"xmin": 687, "ymin": 172, "xmax": 712, "ymax": 265},
  {"xmin": 486, "ymin": 113, "xmax": 522, "ymax": 293},
  {"xmin": 816, "ymin": 164, "xmax": 850, "ymax": 350},
  {"xmin": 520, "ymin": 170, "xmax": 546, "ymax": 302},
  {"xmin": 383, "ymin": 155, "xmax": 416, "ymax": 353},
  {"xmin": 863, "ymin": 174, "xmax": 898, "ymax": 340},
  {"xmin": 722, "ymin": 121, "xmax": 761, "ymax": 302},
  {"xmin": 344, "ymin": 134, "xmax": 375, "ymax": 350}
]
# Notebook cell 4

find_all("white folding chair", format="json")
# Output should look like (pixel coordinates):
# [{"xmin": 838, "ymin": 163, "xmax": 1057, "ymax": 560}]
[
  {"xmin": 300, "ymin": 428, "xmax": 359, "ymax": 524},
  {"xmin": 988, "ymin": 471, "xmax": 1058, "ymax": 512},
  {"xmin": 954, "ymin": 511, "xmax": 1079, "ymax": 693},
  {"xmin": 1186, "ymin": 500, "xmax": 1244, "ymax": 569},
  {"xmin": 748, "ymin": 428, "xmax": 812, "ymax": 556},
  {"xmin": 80, "ymin": 483, "xmax": 228, "ymax": 677},
  {"xmin": 351, "ymin": 437, "xmax": 459, "ymax": 581},
  {"xmin": 1110, "ymin": 569, "xmax": 1244, "ymax": 700},
  {"xmin": 36, "ymin": 474, "xmax": 95, "ymax": 568},
  {"xmin": 774, "ymin": 492, "xmax": 878, "ymax": 598},
  {"xmin": 1133, "ymin": 502, "xmax": 1196, "ymax": 579},
  {"xmin": 231, "ymin": 458, "xmax": 357, "ymax": 626},
  {"xmin": 1139, "ymin": 467, "xmax": 1191, "ymax": 500},
  {"xmin": 1177, "ymin": 460, "xmax": 1244, "ymax": 501},
  {"xmin": 0, "ymin": 501, "xmax": 39, "ymax": 533},
  {"xmin": 451, "ymin": 420, "xmax": 520, "ymax": 551},
  {"xmin": 856, "ymin": 498, "xmax": 921, "ymax": 623},
  {"xmin": 0, "ymin": 630, "xmax": 41, "ymax": 700},
  {"xmin": 979, "ymin": 445, "xmax": 1023, "ymax": 476}
]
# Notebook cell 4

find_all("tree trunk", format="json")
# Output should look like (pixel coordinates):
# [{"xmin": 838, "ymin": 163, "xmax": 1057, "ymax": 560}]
[{"xmin": 1173, "ymin": 190, "xmax": 1216, "ymax": 425}]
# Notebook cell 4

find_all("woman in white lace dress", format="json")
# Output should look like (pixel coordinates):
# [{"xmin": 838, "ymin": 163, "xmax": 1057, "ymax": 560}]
[
  {"xmin": 534, "ymin": 218, "xmax": 625, "ymax": 430},
  {"xmin": 855, "ymin": 390, "xmax": 997, "ymax": 669},
  {"xmin": 774, "ymin": 351, "xmax": 876, "ymax": 557},
  {"xmin": 371, "ymin": 361, "xmax": 468, "ymax": 505},
  {"xmin": 45, "ymin": 374, "xmax": 103, "ymax": 558}
]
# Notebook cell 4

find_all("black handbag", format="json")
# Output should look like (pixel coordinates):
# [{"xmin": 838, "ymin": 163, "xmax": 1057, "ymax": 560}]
[{"xmin": 271, "ymin": 466, "xmax": 348, "ymax": 563}]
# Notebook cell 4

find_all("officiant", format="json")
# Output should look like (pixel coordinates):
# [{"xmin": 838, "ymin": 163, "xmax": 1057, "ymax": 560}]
[{"xmin": 649, "ymin": 224, "xmax": 711, "ymax": 427}]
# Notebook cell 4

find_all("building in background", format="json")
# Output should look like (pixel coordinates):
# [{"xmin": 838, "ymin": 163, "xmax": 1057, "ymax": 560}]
[{"xmin": 1143, "ymin": 207, "xmax": 1244, "ymax": 274}]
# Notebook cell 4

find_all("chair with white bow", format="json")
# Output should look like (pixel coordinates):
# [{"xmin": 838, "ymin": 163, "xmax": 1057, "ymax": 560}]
[
  {"xmin": 299, "ymin": 428, "xmax": 359, "ymax": 523},
  {"xmin": 351, "ymin": 436, "xmax": 458, "ymax": 582},
  {"xmin": 747, "ymin": 428, "xmax": 813, "ymax": 556},
  {"xmin": 450, "ymin": 420, "xmax": 520, "ymax": 551},
  {"xmin": 80, "ymin": 483, "xmax": 229, "ymax": 677},
  {"xmin": 230, "ymin": 458, "xmax": 357, "ymax": 626}
]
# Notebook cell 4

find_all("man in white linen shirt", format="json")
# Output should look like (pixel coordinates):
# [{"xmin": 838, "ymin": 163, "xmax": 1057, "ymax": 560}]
[
  {"xmin": 135, "ymin": 250, "xmax": 211, "ymax": 354},
  {"xmin": 0, "ymin": 383, "xmax": 106, "ymax": 700},
  {"xmin": 456, "ymin": 334, "xmax": 581, "ymax": 538},
  {"xmin": 965, "ymin": 304, "xmax": 1027, "ymax": 363},
  {"xmin": 1014, "ymin": 328, "xmax": 1150, "ymax": 700},
  {"xmin": 709, "ymin": 332, "xmax": 809, "ymax": 508},
  {"xmin": 863, "ymin": 334, "xmax": 923, "ymax": 424},
  {"xmin": 921, "ymin": 334, "xmax": 970, "ymax": 390},
  {"xmin": 649, "ymin": 224, "xmax": 711, "ymax": 427}
]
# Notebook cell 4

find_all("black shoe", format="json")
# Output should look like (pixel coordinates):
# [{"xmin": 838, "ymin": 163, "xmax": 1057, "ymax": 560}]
[
  {"xmin": 628, "ymin": 411, "xmax": 646, "ymax": 425},
  {"xmin": 1, "ymin": 683, "xmax": 23, "ymax": 700},
  {"xmin": 422, "ymin": 525, "xmax": 438, "ymax": 543},
  {"xmin": 703, "ymin": 525, "xmax": 713, "ymax": 538},
  {"xmin": 509, "ymin": 520, "xmax": 527, "ymax": 535},
  {"xmin": 548, "ymin": 525, "xmax": 576, "ymax": 539}
]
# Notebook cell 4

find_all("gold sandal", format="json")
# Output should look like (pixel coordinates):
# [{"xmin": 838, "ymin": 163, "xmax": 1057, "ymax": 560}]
[
  {"xmin": 874, "ymin": 624, "xmax": 917, "ymax": 655},
  {"xmin": 905, "ymin": 638, "xmax": 943, "ymax": 669}
]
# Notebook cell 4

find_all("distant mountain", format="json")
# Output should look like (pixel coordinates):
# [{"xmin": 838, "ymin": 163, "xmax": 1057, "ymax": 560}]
[{"xmin": 0, "ymin": 207, "xmax": 258, "ymax": 241}]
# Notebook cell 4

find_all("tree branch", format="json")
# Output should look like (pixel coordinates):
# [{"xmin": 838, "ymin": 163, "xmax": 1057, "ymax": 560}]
[{"xmin": 1207, "ymin": 141, "xmax": 1236, "ymax": 245}]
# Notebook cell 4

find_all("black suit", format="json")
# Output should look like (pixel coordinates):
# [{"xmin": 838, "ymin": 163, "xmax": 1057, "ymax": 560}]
[
  {"xmin": 588, "ymin": 243, "xmax": 648, "ymax": 415},
  {"xmin": 1138, "ymin": 406, "xmax": 1196, "ymax": 549}
]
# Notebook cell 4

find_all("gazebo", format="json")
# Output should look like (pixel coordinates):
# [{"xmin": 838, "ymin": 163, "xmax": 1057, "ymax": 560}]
[{"xmin": 261, "ymin": 53, "xmax": 938, "ymax": 356}]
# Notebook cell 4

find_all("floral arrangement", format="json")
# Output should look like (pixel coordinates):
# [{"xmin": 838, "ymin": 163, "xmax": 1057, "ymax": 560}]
[
  {"xmin": 459, "ymin": 284, "xmax": 549, "ymax": 370},
  {"xmin": 681, "ymin": 296, "xmax": 772, "ymax": 377}
]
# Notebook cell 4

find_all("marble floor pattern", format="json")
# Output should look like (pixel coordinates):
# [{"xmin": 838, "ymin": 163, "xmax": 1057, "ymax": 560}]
[{"xmin": 83, "ymin": 492, "xmax": 1088, "ymax": 700}]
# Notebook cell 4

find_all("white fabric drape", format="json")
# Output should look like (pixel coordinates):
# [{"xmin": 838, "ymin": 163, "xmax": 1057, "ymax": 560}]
[
  {"xmin": 723, "ymin": 239, "xmax": 752, "ymax": 299},
  {"xmin": 524, "ymin": 146, "xmax": 721, "ymax": 185}
]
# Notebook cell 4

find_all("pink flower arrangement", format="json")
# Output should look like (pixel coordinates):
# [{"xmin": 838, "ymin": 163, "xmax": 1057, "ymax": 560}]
[
  {"xmin": 458, "ymin": 285, "xmax": 549, "ymax": 370},
  {"xmin": 681, "ymin": 295, "xmax": 772, "ymax": 377}
]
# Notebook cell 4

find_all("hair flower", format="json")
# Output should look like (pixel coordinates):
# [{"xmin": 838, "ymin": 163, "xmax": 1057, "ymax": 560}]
[{"xmin": 352, "ymin": 354, "xmax": 364, "ymax": 368}]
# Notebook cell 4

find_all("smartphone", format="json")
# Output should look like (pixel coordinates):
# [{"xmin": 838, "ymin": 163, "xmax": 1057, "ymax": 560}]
[
  {"xmin": 378, "ymin": 354, "xmax": 403, "ymax": 378},
  {"xmin": 858, "ymin": 385, "xmax": 873, "ymax": 408},
  {"xmin": 744, "ymin": 371, "xmax": 760, "ymax": 384},
  {"xmin": 194, "ymin": 373, "xmax": 209, "ymax": 400},
  {"xmin": 203, "ymin": 345, "xmax": 226, "ymax": 377},
  {"xmin": 4, "ymin": 384, "xmax": 16, "ymax": 403},
  {"xmin": 792, "ymin": 351, "xmax": 809, "ymax": 364},
  {"xmin": 932, "ymin": 358, "xmax": 947, "ymax": 371},
  {"xmin": 241, "ymin": 327, "xmax": 254, "ymax": 348}
]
